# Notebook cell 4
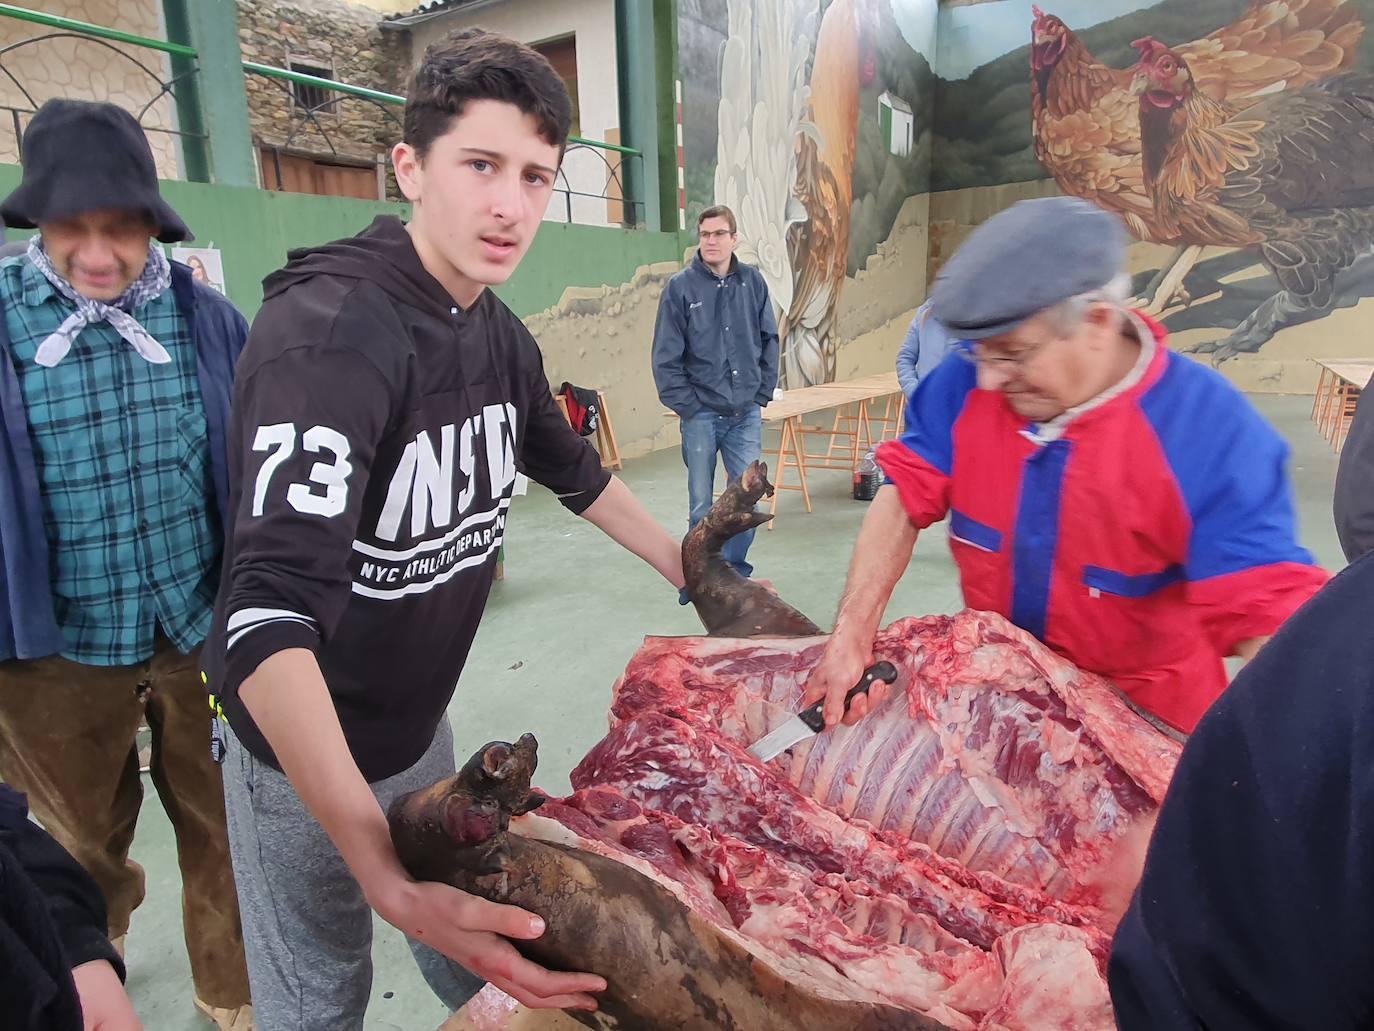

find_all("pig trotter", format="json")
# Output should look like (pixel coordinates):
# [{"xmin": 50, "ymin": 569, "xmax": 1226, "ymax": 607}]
[{"xmin": 682, "ymin": 460, "xmax": 823, "ymax": 638}]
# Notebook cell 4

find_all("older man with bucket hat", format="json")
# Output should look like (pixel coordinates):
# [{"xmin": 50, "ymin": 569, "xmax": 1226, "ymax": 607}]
[
  {"xmin": 0, "ymin": 99, "xmax": 252, "ymax": 1027},
  {"xmin": 805, "ymin": 195, "xmax": 1327, "ymax": 736}
]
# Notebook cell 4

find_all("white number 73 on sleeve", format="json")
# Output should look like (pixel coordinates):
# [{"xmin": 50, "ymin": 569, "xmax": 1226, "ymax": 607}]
[{"xmin": 251, "ymin": 422, "xmax": 353, "ymax": 518}]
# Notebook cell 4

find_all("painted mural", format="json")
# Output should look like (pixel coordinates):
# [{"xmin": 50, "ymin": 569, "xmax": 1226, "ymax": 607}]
[
  {"xmin": 679, "ymin": 0, "xmax": 938, "ymax": 387},
  {"xmin": 934, "ymin": 0, "xmax": 1374, "ymax": 384}
]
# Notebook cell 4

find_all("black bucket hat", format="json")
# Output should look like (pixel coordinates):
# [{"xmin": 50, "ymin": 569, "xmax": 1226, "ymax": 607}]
[{"xmin": 1, "ymin": 98, "xmax": 192, "ymax": 243}]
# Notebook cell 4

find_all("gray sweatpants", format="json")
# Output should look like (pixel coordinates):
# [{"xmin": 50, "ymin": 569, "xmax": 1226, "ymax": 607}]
[{"xmin": 220, "ymin": 717, "xmax": 485, "ymax": 1030}]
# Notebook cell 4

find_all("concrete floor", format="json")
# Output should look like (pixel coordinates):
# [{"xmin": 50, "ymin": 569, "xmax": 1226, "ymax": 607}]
[{"xmin": 121, "ymin": 393, "xmax": 1345, "ymax": 1029}]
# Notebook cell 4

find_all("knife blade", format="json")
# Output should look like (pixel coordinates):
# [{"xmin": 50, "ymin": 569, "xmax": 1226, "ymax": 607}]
[{"xmin": 747, "ymin": 661, "xmax": 899, "ymax": 762}]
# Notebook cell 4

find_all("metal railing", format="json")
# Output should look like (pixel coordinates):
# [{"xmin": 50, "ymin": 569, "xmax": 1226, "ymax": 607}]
[
  {"xmin": 0, "ymin": 3, "xmax": 645, "ymax": 227},
  {"xmin": 0, "ymin": 4, "xmax": 203, "ymax": 159},
  {"xmin": 242, "ymin": 61, "xmax": 403, "ymax": 196}
]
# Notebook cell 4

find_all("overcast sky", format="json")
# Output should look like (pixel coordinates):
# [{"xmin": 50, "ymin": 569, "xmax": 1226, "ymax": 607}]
[
  {"xmin": 892, "ymin": 0, "xmax": 939, "ymax": 61},
  {"xmin": 919, "ymin": 0, "xmax": 1154, "ymax": 80}
]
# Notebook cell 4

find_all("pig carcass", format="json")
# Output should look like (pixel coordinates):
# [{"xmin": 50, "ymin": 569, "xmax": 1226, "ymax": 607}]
[{"xmin": 395, "ymin": 610, "xmax": 1181, "ymax": 1030}]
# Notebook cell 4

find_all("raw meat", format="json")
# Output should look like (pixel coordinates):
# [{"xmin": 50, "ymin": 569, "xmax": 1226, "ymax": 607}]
[
  {"xmin": 558, "ymin": 610, "xmax": 1178, "ymax": 1028},
  {"xmin": 588, "ymin": 611, "xmax": 1178, "ymax": 908},
  {"xmin": 409, "ymin": 610, "xmax": 1180, "ymax": 1029}
]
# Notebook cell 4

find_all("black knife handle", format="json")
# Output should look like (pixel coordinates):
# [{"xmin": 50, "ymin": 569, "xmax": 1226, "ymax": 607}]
[{"xmin": 797, "ymin": 661, "xmax": 899, "ymax": 733}]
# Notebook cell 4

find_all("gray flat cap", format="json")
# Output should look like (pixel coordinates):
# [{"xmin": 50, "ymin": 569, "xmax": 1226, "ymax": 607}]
[{"xmin": 930, "ymin": 196, "xmax": 1126, "ymax": 340}]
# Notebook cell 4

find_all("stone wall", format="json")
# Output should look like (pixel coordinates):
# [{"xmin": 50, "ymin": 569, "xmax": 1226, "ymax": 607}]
[
  {"xmin": 237, "ymin": 0, "xmax": 410, "ymax": 196},
  {"xmin": 0, "ymin": 0, "xmax": 179, "ymax": 177}
]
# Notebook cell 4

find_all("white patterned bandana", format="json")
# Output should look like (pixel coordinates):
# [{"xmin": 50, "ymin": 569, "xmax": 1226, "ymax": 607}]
[{"xmin": 27, "ymin": 235, "xmax": 173, "ymax": 368}]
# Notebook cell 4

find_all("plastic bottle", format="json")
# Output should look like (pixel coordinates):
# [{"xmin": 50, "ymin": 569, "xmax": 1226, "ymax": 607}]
[{"xmin": 853, "ymin": 449, "xmax": 880, "ymax": 501}]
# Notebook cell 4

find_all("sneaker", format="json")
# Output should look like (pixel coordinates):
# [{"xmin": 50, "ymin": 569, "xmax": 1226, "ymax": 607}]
[{"xmin": 194, "ymin": 998, "xmax": 254, "ymax": 1031}]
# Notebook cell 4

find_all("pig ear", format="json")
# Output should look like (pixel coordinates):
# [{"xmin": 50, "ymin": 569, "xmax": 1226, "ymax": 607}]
[{"xmin": 481, "ymin": 742, "xmax": 517, "ymax": 779}]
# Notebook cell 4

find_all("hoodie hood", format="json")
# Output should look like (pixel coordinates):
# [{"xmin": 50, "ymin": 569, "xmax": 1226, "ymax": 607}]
[{"xmin": 263, "ymin": 215, "xmax": 460, "ymax": 318}]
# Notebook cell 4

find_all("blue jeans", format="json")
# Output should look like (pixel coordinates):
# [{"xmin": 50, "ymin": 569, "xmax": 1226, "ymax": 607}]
[{"xmin": 680, "ymin": 408, "xmax": 762, "ymax": 579}]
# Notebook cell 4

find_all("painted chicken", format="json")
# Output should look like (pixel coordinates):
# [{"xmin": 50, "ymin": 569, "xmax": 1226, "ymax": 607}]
[
  {"xmin": 1031, "ymin": 0, "xmax": 1363, "ymax": 310},
  {"xmin": 1134, "ymin": 37, "xmax": 1374, "ymax": 360},
  {"xmin": 713, "ymin": 0, "xmax": 878, "ymax": 389}
]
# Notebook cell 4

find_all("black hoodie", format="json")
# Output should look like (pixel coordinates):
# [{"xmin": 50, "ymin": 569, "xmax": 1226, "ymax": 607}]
[{"xmin": 203, "ymin": 216, "xmax": 610, "ymax": 781}]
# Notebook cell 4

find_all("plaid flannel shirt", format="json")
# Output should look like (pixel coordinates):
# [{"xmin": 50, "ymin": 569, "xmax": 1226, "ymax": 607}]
[{"xmin": 2, "ymin": 255, "xmax": 220, "ymax": 666}]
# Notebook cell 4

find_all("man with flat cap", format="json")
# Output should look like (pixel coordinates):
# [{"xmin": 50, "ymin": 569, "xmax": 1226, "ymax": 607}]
[
  {"xmin": 805, "ymin": 195, "xmax": 1327, "ymax": 735},
  {"xmin": 0, "ymin": 99, "xmax": 252, "ymax": 1027}
]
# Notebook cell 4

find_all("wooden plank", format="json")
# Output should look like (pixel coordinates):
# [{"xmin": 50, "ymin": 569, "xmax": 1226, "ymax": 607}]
[
  {"xmin": 315, "ymin": 160, "xmax": 379, "ymax": 201},
  {"xmin": 595, "ymin": 390, "xmax": 623, "ymax": 470},
  {"xmin": 1324, "ymin": 362, "xmax": 1374, "ymax": 388}
]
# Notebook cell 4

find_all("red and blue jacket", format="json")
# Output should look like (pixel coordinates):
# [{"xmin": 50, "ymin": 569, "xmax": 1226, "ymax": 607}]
[{"xmin": 876, "ymin": 315, "xmax": 1328, "ymax": 733}]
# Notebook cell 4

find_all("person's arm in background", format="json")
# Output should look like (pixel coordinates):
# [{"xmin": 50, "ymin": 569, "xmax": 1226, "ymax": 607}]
[
  {"xmin": 1, "ymin": 785, "xmax": 141, "ymax": 1030},
  {"xmin": 1334, "ymin": 387, "xmax": 1374, "ymax": 563},
  {"xmin": 896, "ymin": 310, "xmax": 923, "ymax": 397},
  {"xmin": 754, "ymin": 274, "xmax": 780, "ymax": 405},
  {"xmin": 650, "ymin": 279, "xmax": 698, "ymax": 417}
]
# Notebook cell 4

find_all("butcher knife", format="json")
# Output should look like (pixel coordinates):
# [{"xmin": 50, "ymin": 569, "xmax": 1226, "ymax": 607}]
[{"xmin": 747, "ymin": 661, "xmax": 899, "ymax": 762}]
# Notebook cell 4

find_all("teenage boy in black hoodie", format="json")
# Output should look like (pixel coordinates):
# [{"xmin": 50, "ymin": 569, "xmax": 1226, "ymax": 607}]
[{"xmin": 203, "ymin": 29, "xmax": 685, "ymax": 1028}]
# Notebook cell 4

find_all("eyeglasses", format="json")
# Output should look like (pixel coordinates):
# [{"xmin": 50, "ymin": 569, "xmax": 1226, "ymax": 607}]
[
  {"xmin": 698, "ymin": 229, "xmax": 734, "ymax": 241},
  {"xmin": 956, "ymin": 338, "xmax": 1049, "ymax": 372}
]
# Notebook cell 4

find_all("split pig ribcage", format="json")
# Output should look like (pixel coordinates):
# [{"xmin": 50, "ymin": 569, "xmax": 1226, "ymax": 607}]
[
  {"xmin": 573, "ymin": 710, "xmax": 1102, "ymax": 954},
  {"xmin": 784, "ymin": 673, "xmax": 1152, "ymax": 902},
  {"xmin": 597, "ymin": 617, "xmax": 1163, "ymax": 912},
  {"xmin": 555, "ymin": 612, "xmax": 1180, "ymax": 1028}
]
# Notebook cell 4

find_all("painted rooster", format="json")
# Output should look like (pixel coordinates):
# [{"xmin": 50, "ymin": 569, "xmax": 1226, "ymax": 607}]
[
  {"xmin": 1133, "ymin": 37, "xmax": 1374, "ymax": 360},
  {"xmin": 713, "ymin": 0, "xmax": 878, "ymax": 389},
  {"xmin": 1031, "ymin": 0, "xmax": 1363, "ymax": 311}
]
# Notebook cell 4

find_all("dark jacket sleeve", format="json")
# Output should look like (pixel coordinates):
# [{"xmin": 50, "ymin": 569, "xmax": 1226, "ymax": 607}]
[
  {"xmin": 651, "ymin": 277, "xmax": 699, "ymax": 417},
  {"xmin": 1110, "ymin": 556, "xmax": 1374, "ymax": 1029},
  {"xmin": 216, "ymin": 290, "xmax": 397, "ymax": 698},
  {"xmin": 190, "ymin": 279, "xmax": 250, "ymax": 528},
  {"xmin": 753, "ymin": 272, "xmax": 779, "ymax": 405},
  {"xmin": 0, "ymin": 786, "xmax": 122, "ymax": 982},
  {"xmin": 516, "ymin": 331, "xmax": 611, "ymax": 515},
  {"xmin": 1334, "ymin": 387, "xmax": 1374, "ymax": 563}
]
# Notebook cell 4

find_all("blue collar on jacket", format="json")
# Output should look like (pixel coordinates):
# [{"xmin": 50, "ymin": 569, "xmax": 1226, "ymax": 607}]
[
  {"xmin": 0, "ymin": 261, "xmax": 247, "ymax": 661},
  {"xmin": 692, "ymin": 250, "xmax": 740, "ymax": 282}
]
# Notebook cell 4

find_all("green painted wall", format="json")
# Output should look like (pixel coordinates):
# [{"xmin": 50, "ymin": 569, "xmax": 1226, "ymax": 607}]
[{"xmin": 0, "ymin": 165, "xmax": 684, "ymax": 319}]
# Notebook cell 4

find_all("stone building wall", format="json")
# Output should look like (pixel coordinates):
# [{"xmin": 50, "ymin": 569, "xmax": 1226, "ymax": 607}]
[
  {"xmin": 237, "ymin": 0, "xmax": 411, "ymax": 197},
  {"xmin": 0, "ymin": 0, "xmax": 180, "ymax": 177}
]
